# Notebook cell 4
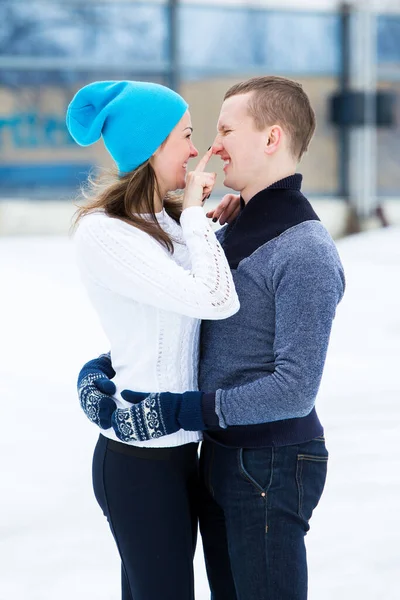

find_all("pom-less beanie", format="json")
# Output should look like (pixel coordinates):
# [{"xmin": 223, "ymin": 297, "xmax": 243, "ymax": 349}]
[{"xmin": 66, "ymin": 80, "xmax": 188, "ymax": 173}]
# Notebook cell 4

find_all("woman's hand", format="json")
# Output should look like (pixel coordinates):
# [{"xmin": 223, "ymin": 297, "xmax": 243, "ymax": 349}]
[
  {"xmin": 182, "ymin": 148, "xmax": 216, "ymax": 210},
  {"xmin": 206, "ymin": 193, "xmax": 241, "ymax": 225}
]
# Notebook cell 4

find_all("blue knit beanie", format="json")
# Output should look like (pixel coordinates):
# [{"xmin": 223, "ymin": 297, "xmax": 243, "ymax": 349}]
[{"xmin": 66, "ymin": 80, "xmax": 188, "ymax": 173}]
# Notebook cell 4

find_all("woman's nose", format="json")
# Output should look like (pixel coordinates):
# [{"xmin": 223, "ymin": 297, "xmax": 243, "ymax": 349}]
[{"xmin": 190, "ymin": 142, "xmax": 199, "ymax": 158}]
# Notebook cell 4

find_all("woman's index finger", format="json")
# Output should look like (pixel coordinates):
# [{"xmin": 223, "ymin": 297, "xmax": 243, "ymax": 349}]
[{"xmin": 194, "ymin": 147, "xmax": 213, "ymax": 172}]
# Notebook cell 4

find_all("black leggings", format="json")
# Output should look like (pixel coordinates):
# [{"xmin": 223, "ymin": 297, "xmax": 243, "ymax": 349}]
[{"xmin": 92, "ymin": 434, "xmax": 199, "ymax": 600}]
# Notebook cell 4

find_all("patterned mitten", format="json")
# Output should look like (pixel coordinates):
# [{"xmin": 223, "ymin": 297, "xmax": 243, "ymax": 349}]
[
  {"xmin": 111, "ymin": 389, "xmax": 205, "ymax": 442},
  {"xmin": 77, "ymin": 353, "xmax": 117, "ymax": 429}
]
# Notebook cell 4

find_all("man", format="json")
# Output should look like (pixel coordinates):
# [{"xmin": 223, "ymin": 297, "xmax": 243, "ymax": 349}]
[{"xmin": 78, "ymin": 76, "xmax": 345, "ymax": 599}]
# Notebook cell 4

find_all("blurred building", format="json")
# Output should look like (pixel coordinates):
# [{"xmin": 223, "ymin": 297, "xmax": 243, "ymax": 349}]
[{"xmin": 1, "ymin": 0, "xmax": 400, "ymax": 234}]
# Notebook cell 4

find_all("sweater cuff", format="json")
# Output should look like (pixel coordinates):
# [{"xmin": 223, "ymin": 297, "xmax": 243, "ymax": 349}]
[
  {"xmin": 180, "ymin": 206, "xmax": 209, "ymax": 233},
  {"xmin": 201, "ymin": 392, "xmax": 221, "ymax": 429}
]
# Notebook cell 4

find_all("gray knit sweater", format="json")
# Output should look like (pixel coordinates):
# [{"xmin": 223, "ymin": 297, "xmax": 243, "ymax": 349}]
[{"xmin": 199, "ymin": 174, "xmax": 345, "ymax": 447}]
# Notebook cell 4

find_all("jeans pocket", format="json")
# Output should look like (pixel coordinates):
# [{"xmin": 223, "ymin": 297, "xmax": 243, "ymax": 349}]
[
  {"xmin": 296, "ymin": 439, "xmax": 328, "ymax": 522},
  {"xmin": 238, "ymin": 447, "xmax": 274, "ymax": 492}
]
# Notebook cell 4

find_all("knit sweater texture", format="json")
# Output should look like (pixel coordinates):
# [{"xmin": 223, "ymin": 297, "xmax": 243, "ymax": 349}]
[
  {"xmin": 75, "ymin": 206, "xmax": 239, "ymax": 448},
  {"xmin": 200, "ymin": 174, "xmax": 345, "ymax": 447}
]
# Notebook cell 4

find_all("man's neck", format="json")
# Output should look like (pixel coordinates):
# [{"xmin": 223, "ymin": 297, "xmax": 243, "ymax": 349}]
[{"xmin": 241, "ymin": 167, "xmax": 297, "ymax": 204}]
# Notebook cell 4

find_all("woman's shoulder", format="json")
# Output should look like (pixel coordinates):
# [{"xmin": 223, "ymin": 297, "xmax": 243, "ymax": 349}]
[
  {"xmin": 76, "ymin": 211, "xmax": 147, "ymax": 241},
  {"xmin": 74, "ymin": 211, "xmax": 170, "ymax": 258},
  {"xmin": 77, "ymin": 210, "xmax": 125, "ymax": 230}
]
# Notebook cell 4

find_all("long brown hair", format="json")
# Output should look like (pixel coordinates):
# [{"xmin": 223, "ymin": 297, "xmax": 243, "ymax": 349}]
[{"xmin": 72, "ymin": 160, "xmax": 183, "ymax": 253}]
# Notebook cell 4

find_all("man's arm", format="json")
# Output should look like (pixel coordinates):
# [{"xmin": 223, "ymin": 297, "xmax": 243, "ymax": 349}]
[
  {"xmin": 203, "ymin": 242, "xmax": 345, "ymax": 428},
  {"xmin": 77, "ymin": 354, "xmax": 205, "ymax": 441}
]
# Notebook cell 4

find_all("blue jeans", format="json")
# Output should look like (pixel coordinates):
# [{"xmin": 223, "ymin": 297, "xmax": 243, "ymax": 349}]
[{"xmin": 199, "ymin": 436, "xmax": 328, "ymax": 600}]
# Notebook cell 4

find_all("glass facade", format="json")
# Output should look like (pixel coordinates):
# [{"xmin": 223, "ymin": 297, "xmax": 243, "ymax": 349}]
[{"xmin": 0, "ymin": 1, "xmax": 399, "ymax": 197}]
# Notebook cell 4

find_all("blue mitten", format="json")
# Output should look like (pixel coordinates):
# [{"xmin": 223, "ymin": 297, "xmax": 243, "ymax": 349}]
[
  {"xmin": 77, "ymin": 353, "xmax": 117, "ymax": 429},
  {"xmin": 111, "ymin": 389, "xmax": 205, "ymax": 442}
]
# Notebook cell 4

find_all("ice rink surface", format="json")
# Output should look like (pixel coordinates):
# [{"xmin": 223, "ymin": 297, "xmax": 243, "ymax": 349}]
[{"xmin": 1, "ymin": 226, "xmax": 399, "ymax": 599}]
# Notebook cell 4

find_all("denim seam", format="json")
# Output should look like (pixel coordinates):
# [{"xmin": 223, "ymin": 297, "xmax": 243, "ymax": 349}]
[
  {"xmin": 296, "ymin": 454, "xmax": 328, "ymax": 519},
  {"xmin": 264, "ymin": 464, "xmax": 272, "ymax": 598},
  {"xmin": 297, "ymin": 454, "xmax": 328, "ymax": 462},
  {"xmin": 263, "ymin": 449, "xmax": 274, "ymax": 600},
  {"xmin": 296, "ymin": 457, "xmax": 304, "ymax": 520},
  {"xmin": 265, "ymin": 448, "xmax": 274, "ymax": 537}
]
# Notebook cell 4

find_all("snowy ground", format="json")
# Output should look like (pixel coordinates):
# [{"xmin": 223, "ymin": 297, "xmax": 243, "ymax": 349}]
[{"xmin": 1, "ymin": 226, "xmax": 399, "ymax": 600}]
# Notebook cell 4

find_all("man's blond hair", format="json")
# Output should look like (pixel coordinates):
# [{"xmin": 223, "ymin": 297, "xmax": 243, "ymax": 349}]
[{"xmin": 224, "ymin": 76, "xmax": 316, "ymax": 161}]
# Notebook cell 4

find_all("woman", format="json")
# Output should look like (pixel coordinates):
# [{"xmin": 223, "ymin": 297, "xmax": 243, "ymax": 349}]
[{"xmin": 68, "ymin": 80, "xmax": 239, "ymax": 600}]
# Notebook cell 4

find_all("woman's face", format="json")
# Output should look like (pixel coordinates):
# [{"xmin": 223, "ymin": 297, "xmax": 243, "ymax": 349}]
[{"xmin": 152, "ymin": 110, "xmax": 199, "ymax": 196}]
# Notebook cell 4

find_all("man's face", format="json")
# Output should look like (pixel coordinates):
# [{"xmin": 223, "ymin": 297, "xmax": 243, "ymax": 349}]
[{"xmin": 212, "ymin": 93, "xmax": 269, "ymax": 196}]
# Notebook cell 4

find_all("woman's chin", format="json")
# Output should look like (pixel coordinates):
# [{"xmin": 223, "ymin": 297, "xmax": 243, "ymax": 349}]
[
  {"xmin": 176, "ymin": 177, "xmax": 186, "ymax": 190},
  {"xmin": 165, "ymin": 180, "xmax": 185, "ymax": 193}
]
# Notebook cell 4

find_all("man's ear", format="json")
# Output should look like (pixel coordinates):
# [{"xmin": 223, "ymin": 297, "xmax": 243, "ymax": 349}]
[{"xmin": 265, "ymin": 125, "xmax": 282, "ymax": 155}]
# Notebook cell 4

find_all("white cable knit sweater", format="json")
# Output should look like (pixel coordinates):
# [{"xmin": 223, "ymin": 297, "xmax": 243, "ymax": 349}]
[{"xmin": 75, "ymin": 206, "xmax": 240, "ymax": 447}]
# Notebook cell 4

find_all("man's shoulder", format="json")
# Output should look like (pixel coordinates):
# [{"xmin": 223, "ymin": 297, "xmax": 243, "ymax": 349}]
[
  {"xmin": 278, "ymin": 220, "xmax": 335, "ymax": 250},
  {"xmin": 244, "ymin": 221, "xmax": 343, "ymax": 279},
  {"xmin": 263, "ymin": 220, "xmax": 336, "ymax": 258},
  {"xmin": 243, "ymin": 220, "xmax": 329, "ymax": 257},
  {"xmin": 273, "ymin": 222, "xmax": 344, "ymax": 292}
]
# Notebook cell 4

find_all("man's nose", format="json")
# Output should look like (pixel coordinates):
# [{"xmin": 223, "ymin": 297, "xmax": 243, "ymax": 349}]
[{"xmin": 211, "ymin": 135, "xmax": 223, "ymax": 155}]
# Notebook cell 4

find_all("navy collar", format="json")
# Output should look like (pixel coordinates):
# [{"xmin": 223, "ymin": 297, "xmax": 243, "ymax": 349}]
[
  {"xmin": 267, "ymin": 173, "xmax": 302, "ymax": 190},
  {"xmin": 221, "ymin": 174, "xmax": 319, "ymax": 269},
  {"xmin": 239, "ymin": 174, "xmax": 303, "ymax": 210}
]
